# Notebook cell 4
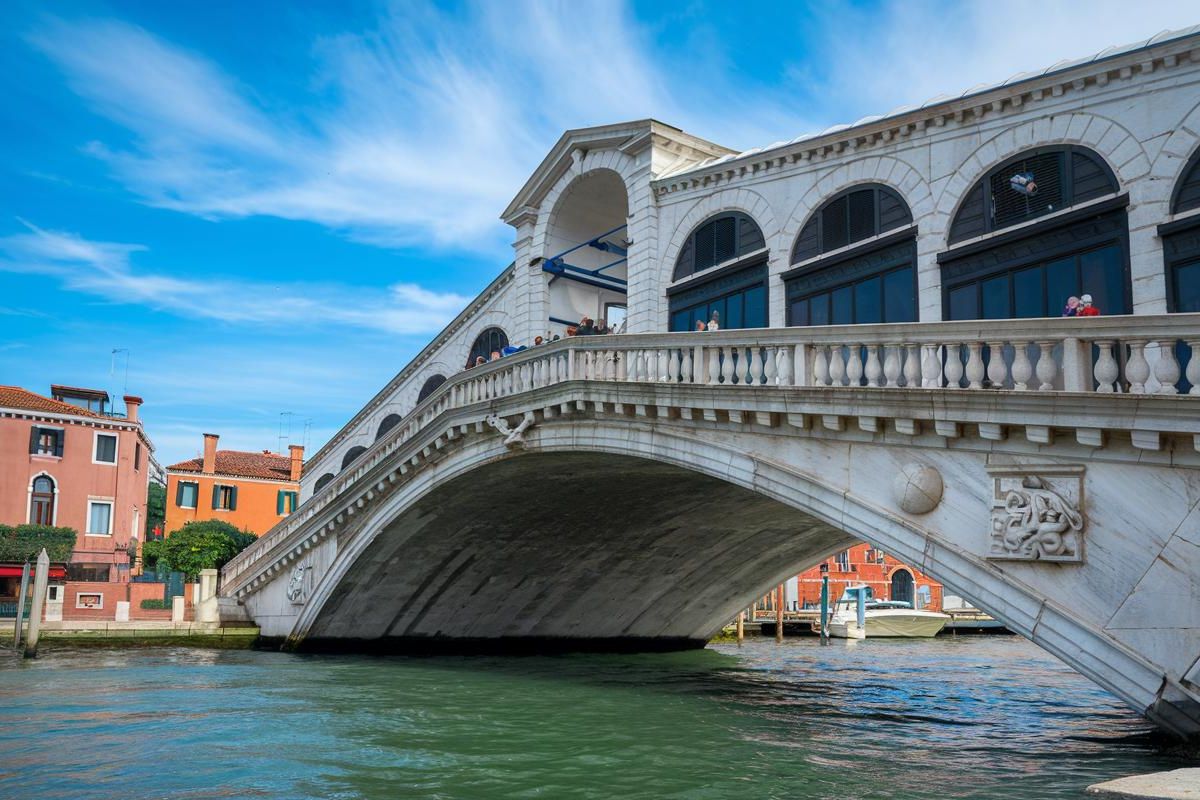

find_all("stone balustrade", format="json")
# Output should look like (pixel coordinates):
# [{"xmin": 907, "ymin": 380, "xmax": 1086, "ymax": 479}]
[{"xmin": 220, "ymin": 313, "xmax": 1200, "ymax": 588}]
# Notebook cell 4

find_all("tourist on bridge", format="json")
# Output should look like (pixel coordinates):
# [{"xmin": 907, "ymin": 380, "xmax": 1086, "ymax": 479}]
[
  {"xmin": 695, "ymin": 320, "xmax": 706, "ymax": 332},
  {"xmin": 574, "ymin": 316, "xmax": 595, "ymax": 336},
  {"xmin": 1078, "ymin": 294, "xmax": 1101, "ymax": 316},
  {"xmin": 707, "ymin": 311, "xmax": 720, "ymax": 331},
  {"xmin": 1063, "ymin": 296, "xmax": 1080, "ymax": 316}
]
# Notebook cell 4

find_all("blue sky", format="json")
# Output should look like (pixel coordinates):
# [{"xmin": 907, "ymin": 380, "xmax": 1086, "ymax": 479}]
[{"xmin": 2, "ymin": 0, "xmax": 1196, "ymax": 467}]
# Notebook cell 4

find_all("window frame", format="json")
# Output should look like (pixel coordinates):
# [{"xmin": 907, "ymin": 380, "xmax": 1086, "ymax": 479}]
[
  {"xmin": 92, "ymin": 431, "xmax": 119, "ymax": 466},
  {"xmin": 212, "ymin": 484, "xmax": 237, "ymax": 511},
  {"xmin": 86, "ymin": 498, "xmax": 114, "ymax": 536},
  {"xmin": 948, "ymin": 145, "xmax": 1119, "ymax": 244},
  {"xmin": 790, "ymin": 184, "xmax": 913, "ymax": 264},
  {"xmin": 673, "ymin": 212, "xmax": 767, "ymax": 283},
  {"xmin": 75, "ymin": 592, "xmax": 104, "ymax": 610},
  {"xmin": 30, "ymin": 425, "xmax": 65, "ymax": 458},
  {"xmin": 177, "ymin": 480, "xmax": 199, "ymax": 510},
  {"xmin": 28, "ymin": 474, "xmax": 57, "ymax": 526}
]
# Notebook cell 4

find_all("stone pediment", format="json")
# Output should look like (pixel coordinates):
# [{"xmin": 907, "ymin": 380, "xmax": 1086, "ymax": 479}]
[{"xmin": 500, "ymin": 119, "xmax": 733, "ymax": 225}]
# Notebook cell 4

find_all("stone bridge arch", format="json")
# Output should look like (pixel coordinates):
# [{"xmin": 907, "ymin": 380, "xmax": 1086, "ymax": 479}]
[{"xmin": 254, "ymin": 412, "xmax": 1196, "ymax": 737}]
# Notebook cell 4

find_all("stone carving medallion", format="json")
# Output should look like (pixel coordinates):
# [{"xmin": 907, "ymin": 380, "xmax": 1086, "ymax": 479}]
[
  {"xmin": 892, "ymin": 462, "xmax": 944, "ymax": 514},
  {"xmin": 286, "ymin": 562, "xmax": 314, "ymax": 605},
  {"xmin": 987, "ymin": 465, "xmax": 1086, "ymax": 563}
]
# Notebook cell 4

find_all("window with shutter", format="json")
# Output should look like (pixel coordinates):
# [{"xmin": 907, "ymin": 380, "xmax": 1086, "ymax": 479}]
[
  {"xmin": 1171, "ymin": 148, "xmax": 1200, "ymax": 215},
  {"xmin": 673, "ymin": 213, "xmax": 766, "ymax": 282},
  {"xmin": 94, "ymin": 433, "xmax": 117, "ymax": 464},
  {"xmin": 276, "ymin": 490, "xmax": 285, "ymax": 515},
  {"xmin": 949, "ymin": 146, "xmax": 1117, "ymax": 244},
  {"xmin": 790, "ymin": 184, "xmax": 913, "ymax": 264}
]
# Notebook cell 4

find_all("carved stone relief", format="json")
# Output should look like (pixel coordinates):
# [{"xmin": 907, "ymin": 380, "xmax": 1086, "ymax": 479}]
[
  {"xmin": 486, "ymin": 411, "xmax": 536, "ymax": 448},
  {"xmin": 286, "ymin": 562, "xmax": 314, "ymax": 605},
  {"xmin": 987, "ymin": 465, "xmax": 1086, "ymax": 563},
  {"xmin": 892, "ymin": 462, "xmax": 944, "ymax": 514}
]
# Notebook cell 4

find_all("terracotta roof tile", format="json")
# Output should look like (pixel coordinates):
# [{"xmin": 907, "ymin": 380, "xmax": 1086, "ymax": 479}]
[
  {"xmin": 167, "ymin": 449, "xmax": 298, "ymax": 481},
  {"xmin": 0, "ymin": 385, "xmax": 102, "ymax": 418}
]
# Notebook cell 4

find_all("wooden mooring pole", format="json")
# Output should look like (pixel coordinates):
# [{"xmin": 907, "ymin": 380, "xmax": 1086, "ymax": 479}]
[
  {"xmin": 12, "ymin": 561, "xmax": 30, "ymax": 649},
  {"xmin": 23, "ymin": 549, "xmax": 49, "ymax": 659},
  {"xmin": 736, "ymin": 611, "xmax": 744, "ymax": 646},
  {"xmin": 775, "ymin": 583, "xmax": 784, "ymax": 643}
]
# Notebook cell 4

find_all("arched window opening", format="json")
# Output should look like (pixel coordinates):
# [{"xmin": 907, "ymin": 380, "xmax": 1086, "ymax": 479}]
[
  {"xmin": 668, "ymin": 213, "xmax": 768, "ymax": 332},
  {"xmin": 375, "ymin": 414, "xmax": 402, "ymax": 441},
  {"xmin": 313, "ymin": 473, "xmax": 335, "ymax": 492},
  {"xmin": 1164, "ymin": 149, "xmax": 1200, "ymax": 316},
  {"xmin": 785, "ymin": 185, "xmax": 916, "ymax": 327},
  {"xmin": 30, "ymin": 475, "xmax": 55, "ymax": 525},
  {"xmin": 940, "ymin": 146, "xmax": 1128, "ymax": 323},
  {"xmin": 791, "ymin": 184, "xmax": 912, "ymax": 264},
  {"xmin": 416, "ymin": 374, "xmax": 447, "ymax": 404},
  {"xmin": 673, "ymin": 212, "xmax": 765, "ymax": 282},
  {"xmin": 890, "ymin": 569, "xmax": 914, "ymax": 605},
  {"xmin": 466, "ymin": 327, "xmax": 508, "ymax": 368},
  {"xmin": 341, "ymin": 446, "xmax": 366, "ymax": 471},
  {"xmin": 948, "ymin": 146, "xmax": 1117, "ymax": 244}
]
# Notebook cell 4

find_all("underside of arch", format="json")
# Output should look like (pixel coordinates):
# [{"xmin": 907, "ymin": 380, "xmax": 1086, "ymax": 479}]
[{"xmin": 303, "ymin": 451, "xmax": 854, "ymax": 651}]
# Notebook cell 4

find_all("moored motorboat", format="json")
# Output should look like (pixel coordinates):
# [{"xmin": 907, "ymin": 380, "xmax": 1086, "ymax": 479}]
[{"xmin": 826, "ymin": 585, "xmax": 950, "ymax": 639}]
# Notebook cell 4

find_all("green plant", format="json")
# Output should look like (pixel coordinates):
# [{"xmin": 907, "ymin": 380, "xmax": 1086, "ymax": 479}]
[
  {"xmin": 139, "ymin": 598, "xmax": 170, "ymax": 610},
  {"xmin": 141, "ymin": 539, "xmax": 165, "ymax": 571},
  {"xmin": 0, "ymin": 524, "xmax": 76, "ymax": 562},
  {"xmin": 157, "ymin": 520, "xmax": 257, "ymax": 579},
  {"xmin": 145, "ymin": 482, "xmax": 166, "ymax": 537}
]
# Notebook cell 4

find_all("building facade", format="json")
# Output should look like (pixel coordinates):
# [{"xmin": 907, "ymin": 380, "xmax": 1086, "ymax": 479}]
[
  {"xmin": 297, "ymin": 27, "xmax": 1200, "ymax": 501},
  {"xmin": 165, "ymin": 433, "xmax": 302, "ymax": 536},
  {"xmin": 0, "ymin": 385, "xmax": 152, "ymax": 582},
  {"xmin": 792, "ymin": 543, "xmax": 943, "ymax": 612}
]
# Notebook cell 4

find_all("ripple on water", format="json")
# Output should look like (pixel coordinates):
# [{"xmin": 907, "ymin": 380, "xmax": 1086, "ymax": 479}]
[{"xmin": 0, "ymin": 637, "xmax": 1190, "ymax": 799}]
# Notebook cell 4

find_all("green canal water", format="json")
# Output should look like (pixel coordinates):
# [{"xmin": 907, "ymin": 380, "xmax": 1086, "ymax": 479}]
[{"xmin": 0, "ymin": 636, "xmax": 1191, "ymax": 799}]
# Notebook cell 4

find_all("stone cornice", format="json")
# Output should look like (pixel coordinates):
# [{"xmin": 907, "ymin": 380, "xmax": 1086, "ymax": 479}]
[{"xmin": 653, "ymin": 32, "xmax": 1200, "ymax": 200}]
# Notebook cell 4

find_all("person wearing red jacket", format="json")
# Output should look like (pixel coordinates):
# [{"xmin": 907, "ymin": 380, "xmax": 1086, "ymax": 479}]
[{"xmin": 1077, "ymin": 294, "xmax": 1101, "ymax": 316}]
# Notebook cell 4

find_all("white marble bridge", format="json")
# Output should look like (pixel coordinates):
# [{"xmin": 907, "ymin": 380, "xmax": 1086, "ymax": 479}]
[{"xmin": 220, "ymin": 315, "xmax": 1200, "ymax": 739}]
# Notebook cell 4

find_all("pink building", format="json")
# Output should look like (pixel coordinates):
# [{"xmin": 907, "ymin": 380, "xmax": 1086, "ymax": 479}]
[{"xmin": 0, "ymin": 385, "xmax": 153, "ymax": 582}]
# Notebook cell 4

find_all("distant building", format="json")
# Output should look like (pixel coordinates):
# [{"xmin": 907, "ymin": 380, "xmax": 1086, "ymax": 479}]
[
  {"xmin": 0, "ymin": 385, "xmax": 152, "ymax": 582},
  {"xmin": 165, "ymin": 433, "xmax": 303, "ymax": 536},
  {"xmin": 792, "ymin": 544, "xmax": 943, "ymax": 611}
]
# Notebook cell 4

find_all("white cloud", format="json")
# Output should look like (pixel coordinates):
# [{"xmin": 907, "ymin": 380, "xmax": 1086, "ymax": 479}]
[{"xmin": 0, "ymin": 221, "xmax": 470, "ymax": 335}]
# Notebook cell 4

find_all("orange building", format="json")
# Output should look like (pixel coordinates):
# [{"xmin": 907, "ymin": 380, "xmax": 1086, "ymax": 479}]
[
  {"xmin": 164, "ymin": 433, "xmax": 303, "ymax": 536},
  {"xmin": 0, "ymin": 384, "xmax": 152, "ymax": 583}
]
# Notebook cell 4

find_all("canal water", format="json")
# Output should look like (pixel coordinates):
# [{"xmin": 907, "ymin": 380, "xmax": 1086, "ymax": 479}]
[{"xmin": 0, "ymin": 636, "xmax": 1190, "ymax": 799}]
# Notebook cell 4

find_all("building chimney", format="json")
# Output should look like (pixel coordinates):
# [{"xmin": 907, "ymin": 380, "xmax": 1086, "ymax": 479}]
[
  {"xmin": 202, "ymin": 433, "xmax": 219, "ymax": 474},
  {"xmin": 288, "ymin": 444, "xmax": 304, "ymax": 482},
  {"xmin": 123, "ymin": 395, "xmax": 143, "ymax": 423}
]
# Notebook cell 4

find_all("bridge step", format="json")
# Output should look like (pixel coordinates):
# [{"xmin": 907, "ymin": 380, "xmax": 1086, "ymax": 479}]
[{"xmin": 216, "ymin": 597, "xmax": 254, "ymax": 626}]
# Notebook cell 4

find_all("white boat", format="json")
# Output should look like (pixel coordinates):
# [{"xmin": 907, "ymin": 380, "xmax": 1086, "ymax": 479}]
[{"xmin": 826, "ymin": 585, "xmax": 950, "ymax": 639}]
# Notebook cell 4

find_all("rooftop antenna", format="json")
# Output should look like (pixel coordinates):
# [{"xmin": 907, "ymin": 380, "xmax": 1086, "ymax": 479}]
[
  {"xmin": 302, "ymin": 418, "xmax": 313, "ymax": 450},
  {"xmin": 277, "ymin": 411, "xmax": 294, "ymax": 454}
]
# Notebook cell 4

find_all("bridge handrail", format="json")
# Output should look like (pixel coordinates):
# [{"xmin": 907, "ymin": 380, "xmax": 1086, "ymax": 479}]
[{"xmin": 221, "ymin": 313, "xmax": 1200, "ymax": 588}]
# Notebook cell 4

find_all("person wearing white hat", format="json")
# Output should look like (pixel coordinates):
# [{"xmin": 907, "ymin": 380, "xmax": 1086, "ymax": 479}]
[{"xmin": 1077, "ymin": 294, "xmax": 1100, "ymax": 317}]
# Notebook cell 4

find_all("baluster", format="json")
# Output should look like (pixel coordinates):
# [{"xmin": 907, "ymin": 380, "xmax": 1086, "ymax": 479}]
[
  {"xmin": 720, "ymin": 347, "xmax": 735, "ymax": 384},
  {"xmin": 778, "ymin": 345, "xmax": 794, "ymax": 386},
  {"xmin": 944, "ymin": 344, "xmax": 965, "ymax": 389},
  {"xmin": 903, "ymin": 344, "xmax": 920, "ymax": 388},
  {"xmin": 865, "ymin": 345, "xmax": 883, "ymax": 388},
  {"xmin": 1093, "ymin": 340, "xmax": 1119, "ymax": 393},
  {"xmin": 707, "ymin": 347, "xmax": 721, "ymax": 384},
  {"xmin": 814, "ymin": 346, "xmax": 830, "ymax": 386},
  {"xmin": 763, "ymin": 347, "xmax": 778, "ymax": 386},
  {"xmin": 615, "ymin": 348, "xmax": 627, "ymax": 381},
  {"xmin": 1188, "ymin": 340, "xmax": 1200, "ymax": 395},
  {"xmin": 1154, "ymin": 339, "xmax": 1180, "ymax": 395},
  {"xmin": 680, "ymin": 346, "xmax": 692, "ymax": 383},
  {"xmin": 645, "ymin": 349, "xmax": 658, "ymax": 382},
  {"xmin": 668, "ymin": 348, "xmax": 681, "ymax": 383},
  {"xmin": 659, "ymin": 349, "xmax": 671, "ymax": 382},
  {"xmin": 749, "ymin": 347, "xmax": 764, "ymax": 386},
  {"xmin": 965, "ymin": 343, "xmax": 985, "ymax": 389},
  {"xmin": 1035, "ymin": 341, "xmax": 1057, "ymax": 391},
  {"xmin": 986, "ymin": 341, "xmax": 1008, "ymax": 388},
  {"xmin": 921, "ymin": 345, "xmax": 940, "ymax": 388},
  {"xmin": 1125, "ymin": 340, "xmax": 1150, "ymax": 394},
  {"xmin": 829, "ymin": 346, "xmax": 846, "ymax": 386},
  {"xmin": 846, "ymin": 346, "xmax": 864, "ymax": 387},
  {"xmin": 1011, "ymin": 343, "xmax": 1032, "ymax": 390},
  {"xmin": 881, "ymin": 345, "xmax": 900, "ymax": 388}
]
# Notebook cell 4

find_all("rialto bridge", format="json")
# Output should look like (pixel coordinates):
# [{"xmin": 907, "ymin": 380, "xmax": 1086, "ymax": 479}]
[
  {"xmin": 218, "ymin": 28, "xmax": 1200, "ymax": 738},
  {"xmin": 220, "ymin": 319, "xmax": 1200, "ymax": 739}
]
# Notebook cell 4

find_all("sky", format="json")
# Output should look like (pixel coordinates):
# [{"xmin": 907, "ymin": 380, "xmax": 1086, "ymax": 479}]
[{"xmin": 2, "ymin": 0, "xmax": 1197, "ymax": 467}]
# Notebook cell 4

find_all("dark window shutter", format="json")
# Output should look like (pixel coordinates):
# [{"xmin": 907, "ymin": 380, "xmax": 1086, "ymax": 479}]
[
  {"xmin": 276, "ymin": 490, "xmax": 284, "ymax": 515},
  {"xmin": 712, "ymin": 216, "xmax": 737, "ymax": 264},
  {"xmin": 792, "ymin": 218, "xmax": 819, "ymax": 264},
  {"xmin": 54, "ymin": 430, "xmax": 64, "ymax": 457},
  {"xmin": 878, "ymin": 188, "xmax": 912, "ymax": 231},
  {"xmin": 847, "ymin": 189, "xmax": 876, "ymax": 243},
  {"xmin": 1176, "ymin": 151, "xmax": 1200, "ymax": 214},
  {"xmin": 822, "ymin": 196, "xmax": 850, "ymax": 251},
  {"xmin": 229, "ymin": 486, "xmax": 238, "ymax": 511},
  {"xmin": 29, "ymin": 426, "xmax": 39, "ymax": 454},
  {"xmin": 212, "ymin": 485, "xmax": 221, "ymax": 509},
  {"xmin": 737, "ymin": 214, "xmax": 764, "ymax": 254},
  {"xmin": 673, "ymin": 237, "xmax": 695, "ymax": 280},
  {"xmin": 694, "ymin": 221, "xmax": 717, "ymax": 271},
  {"xmin": 1071, "ymin": 150, "xmax": 1116, "ymax": 203},
  {"xmin": 949, "ymin": 183, "xmax": 987, "ymax": 244},
  {"xmin": 176, "ymin": 481, "xmax": 185, "ymax": 507}
]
